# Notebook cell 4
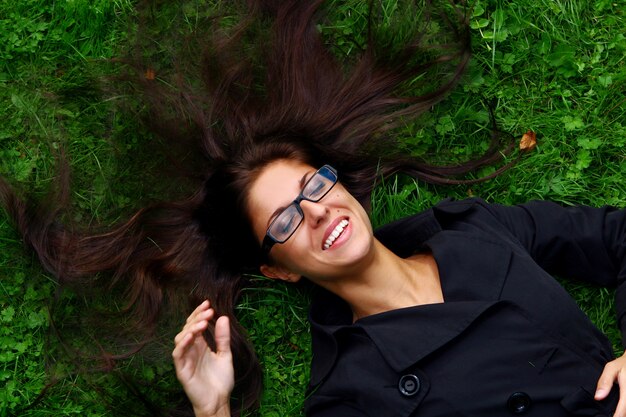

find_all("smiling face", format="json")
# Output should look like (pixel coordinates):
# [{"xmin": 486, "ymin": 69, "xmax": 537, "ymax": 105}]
[{"xmin": 246, "ymin": 159, "xmax": 375, "ymax": 283}]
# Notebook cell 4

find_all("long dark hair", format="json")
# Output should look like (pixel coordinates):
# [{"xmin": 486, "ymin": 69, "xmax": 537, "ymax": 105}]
[{"xmin": 1, "ymin": 0, "xmax": 515, "ymax": 415}]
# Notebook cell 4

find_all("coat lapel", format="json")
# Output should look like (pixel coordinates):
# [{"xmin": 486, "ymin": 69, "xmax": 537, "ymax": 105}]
[
  {"xmin": 358, "ymin": 300, "xmax": 499, "ymax": 372},
  {"xmin": 361, "ymin": 230, "xmax": 513, "ymax": 372}
]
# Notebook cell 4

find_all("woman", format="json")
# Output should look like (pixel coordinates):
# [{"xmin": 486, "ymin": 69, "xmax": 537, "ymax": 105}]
[
  {"xmin": 173, "ymin": 152, "xmax": 626, "ymax": 417},
  {"xmin": 2, "ymin": 0, "xmax": 624, "ymax": 415}
]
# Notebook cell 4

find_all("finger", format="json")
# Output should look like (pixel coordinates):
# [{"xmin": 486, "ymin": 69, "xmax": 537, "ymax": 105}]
[
  {"xmin": 173, "ymin": 327, "xmax": 210, "ymax": 366},
  {"xmin": 595, "ymin": 362, "xmax": 617, "ymax": 400},
  {"xmin": 175, "ymin": 314, "xmax": 211, "ymax": 344},
  {"xmin": 186, "ymin": 308, "xmax": 214, "ymax": 329},
  {"xmin": 172, "ymin": 333, "xmax": 201, "ymax": 383},
  {"xmin": 176, "ymin": 308, "xmax": 214, "ymax": 340},
  {"xmin": 172, "ymin": 332, "xmax": 194, "ymax": 362},
  {"xmin": 214, "ymin": 316, "xmax": 231, "ymax": 355},
  {"xmin": 186, "ymin": 300, "xmax": 211, "ymax": 324}
]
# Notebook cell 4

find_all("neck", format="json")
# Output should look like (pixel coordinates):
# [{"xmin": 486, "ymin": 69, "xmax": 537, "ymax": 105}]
[{"xmin": 320, "ymin": 239, "xmax": 443, "ymax": 321}]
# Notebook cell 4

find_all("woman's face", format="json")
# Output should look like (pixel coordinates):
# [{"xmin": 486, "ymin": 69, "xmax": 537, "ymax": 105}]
[{"xmin": 247, "ymin": 159, "xmax": 374, "ymax": 283}]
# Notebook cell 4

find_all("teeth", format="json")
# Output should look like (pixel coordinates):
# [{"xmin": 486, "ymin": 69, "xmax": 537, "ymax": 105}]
[{"xmin": 323, "ymin": 220, "xmax": 349, "ymax": 250}]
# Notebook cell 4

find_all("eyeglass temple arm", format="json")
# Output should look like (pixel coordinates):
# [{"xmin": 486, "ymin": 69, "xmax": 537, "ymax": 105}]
[{"xmin": 261, "ymin": 236, "xmax": 275, "ymax": 257}]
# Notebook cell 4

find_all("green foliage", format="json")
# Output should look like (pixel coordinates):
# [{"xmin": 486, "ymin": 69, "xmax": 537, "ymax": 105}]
[
  {"xmin": 238, "ymin": 281, "xmax": 312, "ymax": 416},
  {"xmin": 0, "ymin": 235, "xmax": 55, "ymax": 415},
  {"xmin": 1, "ymin": 0, "xmax": 626, "ymax": 415},
  {"xmin": 0, "ymin": 0, "xmax": 132, "ymax": 66}
]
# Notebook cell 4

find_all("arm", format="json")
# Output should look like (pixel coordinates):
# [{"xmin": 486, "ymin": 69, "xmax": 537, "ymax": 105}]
[
  {"xmin": 478, "ymin": 200, "xmax": 626, "ymax": 331},
  {"xmin": 172, "ymin": 300, "xmax": 234, "ymax": 417},
  {"xmin": 474, "ymin": 200, "xmax": 626, "ymax": 415}
]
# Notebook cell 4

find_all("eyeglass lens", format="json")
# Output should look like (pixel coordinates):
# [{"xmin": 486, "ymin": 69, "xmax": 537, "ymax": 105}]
[{"xmin": 268, "ymin": 166, "xmax": 337, "ymax": 242}]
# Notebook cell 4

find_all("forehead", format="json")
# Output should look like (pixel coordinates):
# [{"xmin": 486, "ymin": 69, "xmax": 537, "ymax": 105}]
[{"xmin": 247, "ymin": 159, "xmax": 315, "ymax": 225}]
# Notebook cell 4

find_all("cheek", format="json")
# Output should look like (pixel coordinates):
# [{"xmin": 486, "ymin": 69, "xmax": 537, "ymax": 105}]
[
  {"xmin": 268, "ymin": 245, "xmax": 307, "ymax": 275},
  {"xmin": 275, "ymin": 227, "xmax": 318, "ymax": 266}
]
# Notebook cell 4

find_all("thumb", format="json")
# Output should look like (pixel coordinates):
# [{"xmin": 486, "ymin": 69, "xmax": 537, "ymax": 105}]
[{"xmin": 214, "ymin": 316, "xmax": 231, "ymax": 355}]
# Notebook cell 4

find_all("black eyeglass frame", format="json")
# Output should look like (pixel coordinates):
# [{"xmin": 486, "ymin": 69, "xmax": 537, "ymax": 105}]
[{"xmin": 261, "ymin": 165, "xmax": 338, "ymax": 256}]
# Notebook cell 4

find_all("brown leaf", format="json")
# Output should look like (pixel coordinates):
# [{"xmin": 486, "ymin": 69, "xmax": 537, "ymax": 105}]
[
  {"xmin": 519, "ymin": 130, "xmax": 537, "ymax": 151},
  {"xmin": 145, "ymin": 68, "xmax": 156, "ymax": 80}
]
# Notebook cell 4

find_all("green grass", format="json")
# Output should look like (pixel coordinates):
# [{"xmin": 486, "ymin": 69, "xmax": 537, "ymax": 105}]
[{"xmin": 1, "ymin": 0, "xmax": 626, "ymax": 415}]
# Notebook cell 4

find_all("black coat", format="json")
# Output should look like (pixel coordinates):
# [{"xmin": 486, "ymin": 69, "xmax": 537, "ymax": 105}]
[{"xmin": 305, "ymin": 198, "xmax": 626, "ymax": 417}]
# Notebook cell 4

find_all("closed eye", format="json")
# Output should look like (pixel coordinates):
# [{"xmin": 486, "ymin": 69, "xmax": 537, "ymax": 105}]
[
  {"xmin": 307, "ymin": 180, "xmax": 326, "ymax": 198},
  {"xmin": 277, "ymin": 214, "xmax": 297, "ymax": 233}
]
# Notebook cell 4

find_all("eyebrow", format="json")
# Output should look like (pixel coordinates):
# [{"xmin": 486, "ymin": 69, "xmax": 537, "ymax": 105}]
[{"xmin": 265, "ymin": 170, "xmax": 313, "ymax": 228}]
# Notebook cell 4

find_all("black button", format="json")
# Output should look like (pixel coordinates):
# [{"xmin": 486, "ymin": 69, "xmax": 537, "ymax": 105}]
[
  {"xmin": 507, "ymin": 392, "xmax": 531, "ymax": 414},
  {"xmin": 398, "ymin": 374, "xmax": 420, "ymax": 396}
]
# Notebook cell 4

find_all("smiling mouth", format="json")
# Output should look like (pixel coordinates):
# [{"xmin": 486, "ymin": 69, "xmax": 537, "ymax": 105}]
[{"xmin": 323, "ymin": 219, "xmax": 349, "ymax": 250}]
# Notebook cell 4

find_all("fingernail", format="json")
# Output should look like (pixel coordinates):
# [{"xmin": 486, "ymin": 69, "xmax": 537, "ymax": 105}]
[{"xmin": 594, "ymin": 388, "xmax": 606, "ymax": 399}]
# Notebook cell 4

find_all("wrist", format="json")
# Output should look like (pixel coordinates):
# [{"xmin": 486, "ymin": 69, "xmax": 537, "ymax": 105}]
[{"xmin": 194, "ymin": 403, "xmax": 231, "ymax": 417}]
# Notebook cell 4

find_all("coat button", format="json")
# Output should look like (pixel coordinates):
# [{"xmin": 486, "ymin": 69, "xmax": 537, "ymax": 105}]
[
  {"xmin": 398, "ymin": 374, "xmax": 420, "ymax": 396},
  {"xmin": 507, "ymin": 392, "xmax": 531, "ymax": 414}
]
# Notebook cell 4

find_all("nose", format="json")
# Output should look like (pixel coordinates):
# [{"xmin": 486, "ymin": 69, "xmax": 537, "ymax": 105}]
[{"xmin": 299, "ymin": 199, "xmax": 329, "ymax": 228}]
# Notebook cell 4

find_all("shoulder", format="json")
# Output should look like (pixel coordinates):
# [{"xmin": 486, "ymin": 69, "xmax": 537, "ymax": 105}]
[
  {"xmin": 373, "ymin": 198, "xmax": 502, "ymax": 254},
  {"xmin": 376, "ymin": 197, "xmax": 501, "ymax": 234}
]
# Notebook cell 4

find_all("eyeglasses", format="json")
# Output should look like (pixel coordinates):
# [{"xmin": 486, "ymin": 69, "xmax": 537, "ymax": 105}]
[{"xmin": 261, "ymin": 165, "xmax": 338, "ymax": 255}]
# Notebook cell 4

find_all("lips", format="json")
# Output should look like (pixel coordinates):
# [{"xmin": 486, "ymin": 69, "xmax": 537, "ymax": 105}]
[{"xmin": 323, "ymin": 218, "xmax": 349, "ymax": 250}]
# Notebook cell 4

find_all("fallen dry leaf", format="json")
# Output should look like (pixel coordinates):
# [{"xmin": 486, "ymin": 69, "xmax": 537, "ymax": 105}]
[
  {"xmin": 519, "ymin": 130, "xmax": 537, "ymax": 151},
  {"xmin": 145, "ymin": 68, "xmax": 156, "ymax": 80}
]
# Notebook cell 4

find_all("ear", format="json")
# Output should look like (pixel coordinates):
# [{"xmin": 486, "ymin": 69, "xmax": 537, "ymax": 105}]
[{"xmin": 260, "ymin": 264, "xmax": 302, "ymax": 283}]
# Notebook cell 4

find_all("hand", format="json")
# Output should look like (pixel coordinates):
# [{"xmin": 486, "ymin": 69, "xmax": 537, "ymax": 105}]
[
  {"xmin": 172, "ymin": 300, "xmax": 235, "ymax": 417},
  {"xmin": 595, "ymin": 350, "xmax": 626, "ymax": 416}
]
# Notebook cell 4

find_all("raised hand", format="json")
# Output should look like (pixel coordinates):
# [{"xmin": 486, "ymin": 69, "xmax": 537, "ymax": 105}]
[{"xmin": 172, "ymin": 300, "xmax": 234, "ymax": 417}]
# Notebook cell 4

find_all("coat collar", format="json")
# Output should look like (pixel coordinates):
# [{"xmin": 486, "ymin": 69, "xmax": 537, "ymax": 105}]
[{"xmin": 309, "ymin": 199, "xmax": 513, "ymax": 385}]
